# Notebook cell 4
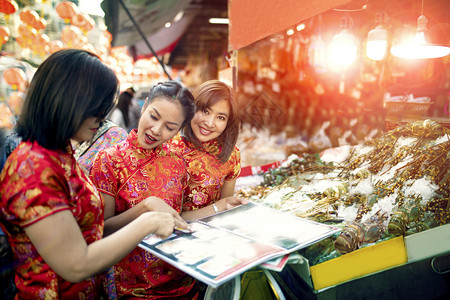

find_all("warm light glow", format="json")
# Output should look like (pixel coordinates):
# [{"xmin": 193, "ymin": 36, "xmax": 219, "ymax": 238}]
[
  {"xmin": 391, "ymin": 15, "xmax": 450, "ymax": 59},
  {"xmin": 209, "ymin": 18, "xmax": 229, "ymax": 24},
  {"xmin": 366, "ymin": 26, "xmax": 388, "ymax": 60},
  {"xmin": 286, "ymin": 29, "xmax": 294, "ymax": 36},
  {"xmin": 391, "ymin": 31, "xmax": 450, "ymax": 59},
  {"xmin": 309, "ymin": 35, "xmax": 326, "ymax": 73},
  {"xmin": 330, "ymin": 30, "xmax": 357, "ymax": 68},
  {"xmin": 296, "ymin": 24, "xmax": 305, "ymax": 31},
  {"xmin": 173, "ymin": 11, "xmax": 184, "ymax": 22}
]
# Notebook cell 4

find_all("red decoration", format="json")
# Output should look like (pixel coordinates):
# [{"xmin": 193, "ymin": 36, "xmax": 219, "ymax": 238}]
[
  {"xmin": 3, "ymin": 68, "xmax": 26, "ymax": 90},
  {"xmin": 61, "ymin": 25, "xmax": 81, "ymax": 46},
  {"xmin": 0, "ymin": 25, "xmax": 10, "ymax": 45},
  {"xmin": 19, "ymin": 8, "xmax": 39, "ymax": 27},
  {"xmin": 18, "ymin": 23, "xmax": 38, "ymax": 47},
  {"xmin": 0, "ymin": 0, "xmax": 18, "ymax": 15},
  {"xmin": 33, "ymin": 16, "xmax": 47, "ymax": 31},
  {"xmin": 55, "ymin": 1, "xmax": 78, "ymax": 23},
  {"xmin": 84, "ymin": 15, "xmax": 95, "ymax": 32},
  {"xmin": 71, "ymin": 12, "xmax": 87, "ymax": 29},
  {"xmin": 49, "ymin": 40, "xmax": 64, "ymax": 53}
]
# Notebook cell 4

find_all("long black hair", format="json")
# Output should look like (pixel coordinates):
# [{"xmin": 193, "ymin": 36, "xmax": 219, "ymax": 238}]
[
  {"xmin": 143, "ymin": 81, "xmax": 196, "ymax": 129},
  {"xmin": 16, "ymin": 49, "xmax": 119, "ymax": 150}
]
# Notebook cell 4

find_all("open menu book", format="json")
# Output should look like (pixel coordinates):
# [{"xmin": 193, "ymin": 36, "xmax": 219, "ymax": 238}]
[{"xmin": 139, "ymin": 202, "xmax": 339, "ymax": 288}]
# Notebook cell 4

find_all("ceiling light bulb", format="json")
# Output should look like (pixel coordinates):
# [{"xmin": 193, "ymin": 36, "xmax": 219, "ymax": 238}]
[
  {"xmin": 331, "ymin": 30, "xmax": 357, "ymax": 66},
  {"xmin": 366, "ymin": 12, "xmax": 388, "ymax": 61},
  {"xmin": 330, "ymin": 16, "xmax": 357, "ymax": 68},
  {"xmin": 391, "ymin": 15, "xmax": 450, "ymax": 59}
]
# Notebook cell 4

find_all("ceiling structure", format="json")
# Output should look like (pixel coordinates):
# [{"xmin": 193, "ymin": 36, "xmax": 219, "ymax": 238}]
[{"xmin": 103, "ymin": 0, "xmax": 449, "ymax": 70}]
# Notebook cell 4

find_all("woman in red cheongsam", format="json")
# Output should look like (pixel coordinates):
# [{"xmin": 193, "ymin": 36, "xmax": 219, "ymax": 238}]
[
  {"xmin": 0, "ymin": 49, "xmax": 187, "ymax": 300},
  {"xmin": 168, "ymin": 80, "xmax": 248, "ymax": 221},
  {"xmin": 90, "ymin": 81, "xmax": 200, "ymax": 299}
]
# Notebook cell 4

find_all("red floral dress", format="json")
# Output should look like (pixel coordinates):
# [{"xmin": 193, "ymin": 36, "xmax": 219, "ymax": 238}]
[
  {"xmin": 0, "ymin": 141, "xmax": 105, "ymax": 299},
  {"xmin": 90, "ymin": 130, "xmax": 195, "ymax": 299},
  {"xmin": 167, "ymin": 134, "xmax": 241, "ymax": 211}
]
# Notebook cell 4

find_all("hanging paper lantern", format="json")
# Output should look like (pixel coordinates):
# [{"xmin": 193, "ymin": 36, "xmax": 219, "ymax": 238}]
[
  {"xmin": 0, "ymin": 0, "xmax": 18, "ymax": 17},
  {"xmin": 104, "ymin": 30, "xmax": 112, "ymax": 42},
  {"xmin": 49, "ymin": 40, "xmax": 64, "ymax": 53},
  {"xmin": 7, "ymin": 91, "xmax": 25, "ymax": 115},
  {"xmin": 33, "ymin": 16, "xmax": 47, "ymax": 31},
  {"xmin": 71, "ymin": 12, "xmax": 87, "ymax": 29},
  {"xmin": 55, "ymin": 1, "xmax": 78, "ymax": 24},
  {"xmin": 15, "ymin": 35, "xmax": 26, "ymax": 48},
  {"xmin": 83, "ymin": 15, "xmax": 95, "ymax": 33},
  {"xmin": 0, "ymin": 25, "xmax": 10, "ymax": 45},
  {"xmin": 18, "ymin": 23, "xmax": 38, "ymax": 48},
  {"xmin": 61, "ymin": 25, "xmax": 81, "ymax": 46},
  {"xmin": 19, "ymin": 8, "xmax": 39, "ymax": 27},
  {"xmin": 33, "ymin": 33, "xmax": 50, "ymax": 55},
  {"xmin": 0, "ymin": 102, "xmax": 14, "ymax": 128},
  {"xmin": 3, "ymin": 67, "xmax": 26, "ymax": 90}
]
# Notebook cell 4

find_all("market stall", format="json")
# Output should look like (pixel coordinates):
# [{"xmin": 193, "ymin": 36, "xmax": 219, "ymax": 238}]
[{"xmin": 226, "ymin": 0, "xmax": 450, "ymax": 298}]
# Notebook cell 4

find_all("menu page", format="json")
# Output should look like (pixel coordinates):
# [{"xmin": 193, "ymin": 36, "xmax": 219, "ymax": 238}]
[{"xmin": 139, "ymin": 202, "xmax": 339, "ymax": 288}]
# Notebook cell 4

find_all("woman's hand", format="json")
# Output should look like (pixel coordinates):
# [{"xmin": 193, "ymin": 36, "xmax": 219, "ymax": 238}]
[
  {"xmin": 143, "ymin": 196, "xmax": 188, "ymax": 229},
  {"xmin": 143, "ymin": 211, "xmax": 188, "ymax": 238},
  {"xmin": 221, "ymin": 195, "xmax": 249, "ymax": 211}
]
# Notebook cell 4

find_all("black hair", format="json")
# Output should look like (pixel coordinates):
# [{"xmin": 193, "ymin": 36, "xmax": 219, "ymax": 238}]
[
  {"xmin": 16, "ymin": 49, "xmax": 119, "ymax": 150},
  {"xmin": 143, "ymin": 80, "xmax": 195, "ymax": 129},
  {"xmin": 115, "ymin": 91, "xmax": 133, "ymax": 127}
]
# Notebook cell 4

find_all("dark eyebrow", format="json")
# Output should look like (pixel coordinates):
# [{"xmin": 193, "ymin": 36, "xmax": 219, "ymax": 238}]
[{"xmin": 151, "ymin": 107, "xmax": 180, "ymax": 127}]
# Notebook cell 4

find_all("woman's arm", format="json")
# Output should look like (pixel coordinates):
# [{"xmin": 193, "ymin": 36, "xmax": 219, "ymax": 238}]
[
  {"xmin": 25, "ymin": 209, "xmax": 185, "ymax": 283},
  {"xmin": 181, "ymin": 180, "xmax": 248, "ymax": 221},
  {"xmin": 103, "ymin": 193, "xmax": 186, "ymax": 236}
]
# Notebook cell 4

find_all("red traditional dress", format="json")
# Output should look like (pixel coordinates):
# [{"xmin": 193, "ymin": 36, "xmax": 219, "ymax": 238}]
[
  {"xmin": 167, "ymin": 134, "xmax": 241, "ymax": 211},
  {"xmin": 0, "ymin": 141, "xmax": 106, "ymax": 299},
  {"xmin": 90, "ymin": 130, "xmax": 195, "ymax": 299}
]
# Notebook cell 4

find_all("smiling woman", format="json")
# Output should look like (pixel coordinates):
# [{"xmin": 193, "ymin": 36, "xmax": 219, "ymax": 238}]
[{"xmin": 89, "ymin": 81, "xmax": 204, "ymax": 298}]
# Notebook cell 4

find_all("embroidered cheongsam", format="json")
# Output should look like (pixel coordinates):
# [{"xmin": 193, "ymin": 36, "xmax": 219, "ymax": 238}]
[
  {"xmin": 75, "ymin": 121, "xmax": 128, "ymax": 173},
  {"xmin": 90, "ymin": 130, "xmax": 195, "ymax": 299},
  {"xmin": 0, "ymin": 141, "xmax": 105, "ymax": 300},
  {"xmin": 168, "ymin": 134, "xmax": 241, "ymax": 211}
]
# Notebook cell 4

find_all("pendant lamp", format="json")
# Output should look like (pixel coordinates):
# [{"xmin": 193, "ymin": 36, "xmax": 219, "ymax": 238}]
[
  {"xmin": 330, "ymin": 15, "xmax": 357, "ymax": 68},
  {"xmin": 391, "ymin": 0, "xmax": 450, "ymax": 59},
  {"xmin": 366, "ymin": 12, "xmax": 388, "ymax": 61}
]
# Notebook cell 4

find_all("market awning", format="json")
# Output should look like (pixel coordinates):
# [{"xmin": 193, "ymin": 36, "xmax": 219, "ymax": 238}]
[
  {"xmin": 228, "ymin": 0, "xmax": 351, "ymax": 50},
  {"xmin": 101, "ymin": 0, "xmax": 194, "ymax": 57}
]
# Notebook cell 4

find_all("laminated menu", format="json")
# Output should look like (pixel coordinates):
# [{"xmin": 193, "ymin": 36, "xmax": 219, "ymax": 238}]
[{"xmin": 139, "ymin": 202, "xmax": 340, "ymax": 288}]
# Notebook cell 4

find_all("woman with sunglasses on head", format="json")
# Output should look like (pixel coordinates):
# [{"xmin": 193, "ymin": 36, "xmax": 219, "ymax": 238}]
[{"xmin": 0, "ymin": 49, "xmax": 187, "ymax": 299}]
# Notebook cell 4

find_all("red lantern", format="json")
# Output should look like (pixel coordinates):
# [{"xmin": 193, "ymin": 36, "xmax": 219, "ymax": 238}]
[
  {"xmin": 55, "ymin": 1, "xmax": 78, "ymax": 24},
  {"xmin": 83, "ymin": 15, "xmax": 95, "ymax": 32},
  {"xmin": 33, "ymin": 17, "xmax": 47, "ymax": 31},
  {"xmin": 33, "ymin": 33, "xmax": 50, "ymax": 55},
  {"xmin": 61, "ymin": 25, "xmax": 81, "ymax": 46},
  {"xmin": 8, "ymin": 91, "xmax": 25, "ymax": 115},
  {"xmin": 3, "ymin": 68, "xmax": 26, "ymax": 90},
  {"xmin": 49, "ymin": 40, "xmax": 64, "ymax": 53},
  {"xmin": 71, "ymin": 12, "xmax": 87, "ymax": 29},
  {"xmin": 0, "ymin": 25, "xmax": 10, "ymax": 45},
  {"xmin": 19, "ymin": 8, "xmax": 39, "ymax": 27},
  {"xmin": 0, "ymin": 0, "xmax": 18, "ymax": 16},
  {"xmin": 18, "ymin": 23, "xmax": 37, "ymax": 47},
  {"xmin": 104, "ymin": 30, "xmax": 112, "ymax": 42}
]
